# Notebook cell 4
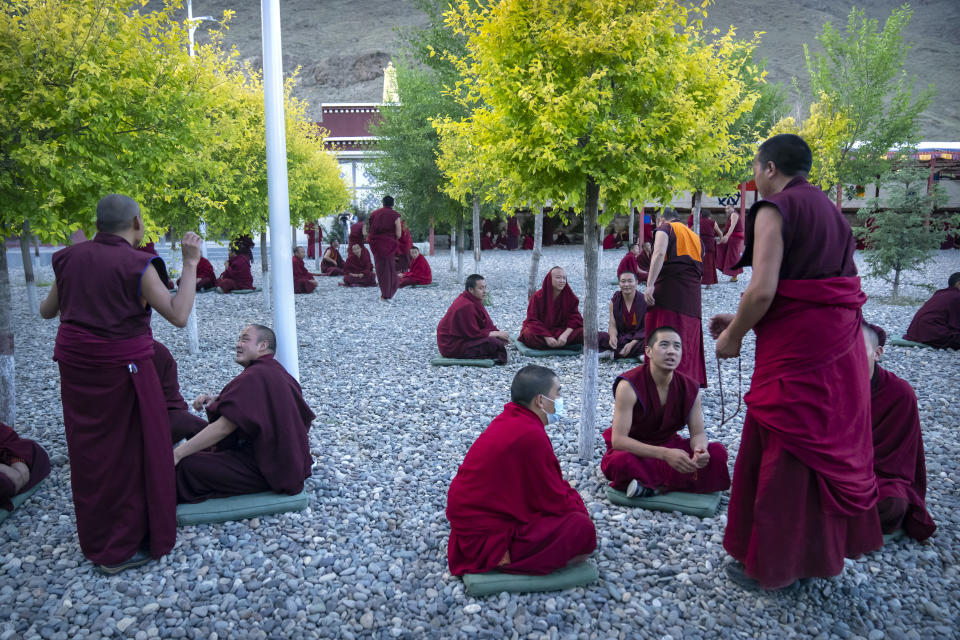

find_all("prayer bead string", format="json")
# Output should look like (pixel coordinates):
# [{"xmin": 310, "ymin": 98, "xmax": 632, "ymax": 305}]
[{"xmin": 717, "ymin": 356, "xmax": 742, "ymax": 428}]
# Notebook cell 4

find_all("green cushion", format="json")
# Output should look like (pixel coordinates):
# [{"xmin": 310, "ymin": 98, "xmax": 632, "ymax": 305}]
[
  {"xmin": 604, "ymin": 356, "xmax": 642, "ymax": 364},
  {"xmin": 0, "ymin": 480, "xmax": 45, "ymax": 525},
  {"xmin": 462, "ymin": 561, "xmax": 599, "ymax": 596},
  {"xmin": 409, "ymin": 282, "xmax": 439, "ymax": 288},
  {"xmin": 430, "ymin": 356, "xmax": 497, "ymax": 368},
  {"xmin": 229, "ymin": 288, "xmax": 260, "ymax": 294},
  {"xmin": 512, "ymin": 339, "xmax": 583, "ymax": 357},
  {"xmin": 605, "ymin": 487, "xmax": 721, "ymax": 518},
  {"xmin": 176, "ymin": 490, "xmax": 309, "ymax": 526},
  {"xmin": 883, "ymin": 529, "xmax": 905, "ymax": 545},
  {"xmin": 888, "ymin": 338, "xmax": 936, "ymax": 349}
]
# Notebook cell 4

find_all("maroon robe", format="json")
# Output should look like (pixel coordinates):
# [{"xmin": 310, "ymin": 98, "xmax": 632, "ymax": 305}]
[
  {"xmin": 398, "ymin": 254, "xmax": 433, "ymax": 287},
  {"xmin": 481, "ymin": 234, "xmax": 494, "ymax": 251},
  {"xmin": 699, "ymin": 216, "xmax": 719, "ymax": 285},
  {"xmin": 507, "ymin": 216, "xmax": 520, "ymax": 250},
  {"xmin": 598, "ymin": 291, "xmax": 647, "ymax": 359},
  {"xmin": 137, "ymin": 243, "xmax": 174, "ymax": 289},
  {"xmin": 716, "ymin": 210, "xmax": 745, "ymax": 277},
  {"xmin": 176, "ymin": 355, "xmax": 315, "ymax": 503},
  {"xmin": 724, "ymin": 176, "xmax": 881, "ymax": 589},
  {"xmin": 645, "ymin": 223, "xmax": 706, "ymax": 386},
  {"xmin": 519, "ymin": 271, "xmax": 584, "ymax": 349},
  {"xmin": 616, "ymin": 252, "xmax": 647, "ymax": 281},
  {"xmin": 341, "ymin": 247, "xmax": 377, "ymax": 287},
  {"xmin": 601, "ymin": 365, "xmax": 729, "ymax": 493},
  {"xmin": 396, "ymin": 223, "xmax": 413, "ymax": 272},
  {"xmin": 320, "ymin": 246, "xmax": 345, "ymax": 276},
  {"xmin": 305, "ymin": 222, "xmax": 319, "ymax": 260},
  {"xmin": 152, "ymin": 340, "xmax": 206, "ymax": 443},
  {"xmin": 602, "ymin": 233, "xmax": 618, "ymax": 250},
  {"xmin": 195, "ymin": 257, "xmax": 216, "ymax": 290},
  {"xmin": 871, "ymin": 365, "xmax": 936, "ymax": 540},
  {"xmin": 52, "ymin": 232, "xmax": 176, "ymax": 565},
  {"xmin": 903, "ymin": 287, "xmax": 960, "ymax": 349},
  {"xmin": 522, "ymin": 235, "xmax": 534, "ymax": 250},
  {"xmin": 446, "ymin": 402, "xmax": 596, "ymax": 576},
  {"xmin": 368, "ymin": 206, "xmax": 401, "ymax": 300},
  {"xmin": 292, "ymin": 256, "xmax": 317, "ymax": 294},
  {"xmin": 0, "ymin": 422, "xmax": 51, "ymax": 513},
  {"xmin": 217, "ymin": 254, "xmax": 254, "ymax": 292},
  {"xmin": 542, "ymin": 216, "xmax": 556, "ymax": 247},
  {"xmin": 348, "ymin": 221, "xmax": 365, "ymax": 248},
  {"xmin": 437, "ymin": 291, "xmax": 507, "ymax": 364}
]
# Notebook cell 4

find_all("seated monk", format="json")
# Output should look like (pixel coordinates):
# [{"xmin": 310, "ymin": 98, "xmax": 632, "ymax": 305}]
[
  {"xmin": 340, "ymin": 243, "xmax": 377, "ymax": 287},
  {"xmin": 601, "ymin": 326, "xmax": 730, "ymax": 497},
  {"xmin": 637, "ymin": 241, "xmax": 652, "ymax": 274},
  {"xmin": 863, "ymin": 322, "xmax": 936, "ymax": 541},
  {"xmin": 602, "ymin": 232, "xmax": 621, "ymax": 250},
  {"xmin": 292, "ymin": 246, "xmax": 318, "ymax": 294},
  {"xmin": 555, "ymin": 231, "xmax": 571, "ymax": 246},
  {"xmin": 216, "ymin": 248, "xmax": 254, "ymax": 293},
  {"xmin": 320, "ymin": 240, "xmax": 345, "ymax": 276},
  {"xmin": 446, "ymin": 365, "xmax": 596, "ymax": 575},
  {"xmin": 519, "ymin": 267, "xmax": 584, "ymax": 350},
  {"xmin": 495, "ymin": 231, "xmax": 508, "ymax": 250},
  {"xmin": 617, "ymin": 243, "xmax": 649, "ymax": 283},
  {"xmin": 522, "ymin": 234, "xmax": 534, "ymax": 250},
  {"xmin": 398, "ymin": 246, "xmax": 432, "ymax": 287},
  {"xmin": 437, "ymin": 274, "xmax": 509, "ymax": 364},
  {"xmin": 178, "ymin": 256, "xmax": 216, "ymax": 291},
  {"xmin": 0, "ymin": 422, "xmax": 51, "ymax": 514},
  {"xmin": 903, "ymin": 272, "xmax": 960, "ymax": 349},
  {"xmin": 599, "ymin": 271, "xmax": 647, "ymax": 359},
  {"xmin": 173, "ymin": 324, "xmax": 315, "ymax": 503},
  {"xmin": 152, "ymin": 340, "xmax": 207, "ymax": 443}
]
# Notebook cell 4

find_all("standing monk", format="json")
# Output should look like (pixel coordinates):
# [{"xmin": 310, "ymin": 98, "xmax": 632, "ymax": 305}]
[
  {"xmin": 398, "ymin": 246, "xmax": 433, "ymax": 288},
  {"xmin": 519, "ymin": 267, "xmax": 584, "ymax": 350},
  {"xmin": 348, "ymin": 214, "xmax": 367, "ymax": 249},
  {"xmin": 437, "ymin": 275, "xmax": 509, "ymax": 364},
  {"xmin": 644, "ymin": 208, "xmax": 706, "ymax": 387},
  {"xmin": 340, "ymin": 243, "xmax": 377, "ymax": 287},
  {"xmin": 304, "ymin": 222, "xmax": 320, "ymax": 260},
  {"xmin": 39, "ymin": 194, "xmax": 203, "ymax": 574},
  {"xmin": 216, "ymin": 248, "xmax": 254, "ymax": 293},
  {"xmin": 711, "ymin": 134, "xmax": 881, "ymax": 591},
  {"xmin": 291, "ymin": 246, "xmax": 318, "ymax": 294},
  {"xmin": 1, "ymin": 422, "xmax": 51, "ymax": 516},
  {"xmin": 699, "ymin": 210, "xmax": 721, "ymax": 287},
  {"xmin": 716, "ymin": 204, "xmax": 745, "ymax": 282},
  {"xmin": 506, "ymin": 215, "xmax": 520, "ymax": 250},
  {"xmin": 902, "ymin": 273, "xmax": 960, "ymax": 349},
  {"xmin": 320, "ymin": 240, "xmax": 345, "ymax": 276},
  {"xmin": 368, "ymin": 195, "xmax": 402, "ymax": 302}
]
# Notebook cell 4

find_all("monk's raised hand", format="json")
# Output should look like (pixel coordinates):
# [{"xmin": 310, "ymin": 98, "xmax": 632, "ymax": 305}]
[
  {"xmin": 715, "ymin": 329, "xmax": 741, "ymax": 359},
  {"xmin": 662, "ymin": 448, "xmax": 697, "ymax": 473},
  {"xmin": 181, "ymin": 232, "xmax": 203, "ymax": 264},
  {"xmin": 708, "ymin": 314, "xmax": 734, "ymax": 339}
]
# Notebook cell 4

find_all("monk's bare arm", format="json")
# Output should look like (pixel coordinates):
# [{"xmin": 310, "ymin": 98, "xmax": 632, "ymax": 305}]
[
  {"xmin": 607, "ymin": 302, "xmax": 617, "ymax": 348},
  {"xmin": 39, "ymin": 282, "xmax": 59, "ymax": 319},
  {"xmin": 143, "ymin": 233, "xmax": 203, "ymax": 328},
  {"xmin": 610, "ymin": 383, "xmax": 665, "ymax": 460},
  {"xmin": 722, "ymin": 212, "xmax": 739, "ymax": 242},
  {"xmin": 0, "ymin": 461, "xmax": 29, "ymax": 492},
  {"xmin": 644, "ymin": 231, "xmax": 668, "ymax": 305},
  {"xmin": 394, "ymin": 218, "xmax": 402, "ymax": 239},
  {"xmin": 687, "ymin": 392, "xmax": 709, "ymax": 459},
  {"xmin": 172, "ymin": 416, "xmax": 238, "ymax": 465}
]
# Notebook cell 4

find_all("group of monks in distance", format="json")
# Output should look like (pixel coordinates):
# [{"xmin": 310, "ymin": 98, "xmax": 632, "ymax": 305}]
[{"xmin": 2, "ymin": 135, "xmax": 956, "ymax": 593}]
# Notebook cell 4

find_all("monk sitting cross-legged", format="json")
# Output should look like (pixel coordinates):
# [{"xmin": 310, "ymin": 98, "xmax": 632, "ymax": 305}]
[
  {"xmin": 178, "ymin": 255, "xmax": 216, "ymax": 291},
  {"xmin": 173, "ymin": 324, "xmax": 315, "ymax": 503},
  {"xmin": 437, "ymin": 274, "xmax": 510, "ymax": 364},
  {"xmin": 340, "ymin": 243, "xmax": 377, "ymax": 287},
  {"xmin": 599, "ymin": 271, "xmax": 647, "ymax": 360},
  {"xmin": 601, "ymin": 326, "xmax": 730, "ymax": 497},
  {"xmin": 216, "ymin": 247, "xmax": 254, "ymax": 293},
  {"xmin": 519, "ymin": 267, "xmax": 584, "ymax": 350},
  {"xmin": 1, "ymin": 422, "xmax": 51, "ymax": 515},
  {"xmin": 446, "ymin": 365, "xmax": 596, "ymax": 576},
  {"xmin": 320, "ymin": 240, "xmax": 345, "ymax": 276},
  {"xmin": 291, "ymin": 246, "xmax": 319, "ymax": 294},
  {"xmin": 862, "ymin": 322, "xmax": 936, "ymax": 541},
  {"xmin": 398, "ymin": 246, "xmax": 432, "ymax": 288},
  {"xmin": 902, "ymin": 272, "xmax": 960, "ymax": 349}
]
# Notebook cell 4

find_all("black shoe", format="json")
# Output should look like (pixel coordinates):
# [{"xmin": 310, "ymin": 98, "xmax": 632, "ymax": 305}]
[
  {"xmin": 97, "ymin": 550, "xmax": 152, "ymax": 575},
  {"xmin": 625, "ymin": 479, "xmax": 657, "ymax": 498}
]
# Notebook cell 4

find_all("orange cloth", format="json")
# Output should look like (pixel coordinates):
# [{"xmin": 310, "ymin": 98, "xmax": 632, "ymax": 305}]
[{"xmin": 669, "ymin": 222, "xmax": 702, "ymax": 263}]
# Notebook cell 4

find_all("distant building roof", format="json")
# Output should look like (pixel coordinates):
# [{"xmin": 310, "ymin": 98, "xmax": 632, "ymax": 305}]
[{"xmin": 316, "ymin": 104, "xmax": 381, "ymax": 152}]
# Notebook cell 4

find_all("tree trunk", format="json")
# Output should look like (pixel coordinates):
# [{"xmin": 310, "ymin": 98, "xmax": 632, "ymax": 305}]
[
  {"xmin": 472, "ymin": 198, "xmax": 481, "ymax": 274},
  {"xmin": 527, "ymin": 208, "xmax": 544, "ymax": 300},
  {"xmin": 627, "ymin": 199, "xmax": 634, "ymax": 245},
  {"xmin": 449, "ymin": 226, "xmax": 456, "ymax": 272},
  {"xmin": 261, "ymin": 231, "xmax": 271, "ymax": 309},
  {"xmin": 291, "ymin": 225, "xmax": 297, "ymax": 251},
  {"xmin": 313, "ymin": 220, "xmax": 322, "ymax": 273},
  {"xmin": 580, "ymin": 178, "xmax": 601, "ymax": 461},
  {"xmin": 692, "ymin": 191, "xmax": 702, "ymax": 239},
  {"xmin": 20, "ymin": 222, "xmax": 38, "ymax": 316},
  {"xmin": 456, "ymin": 217, "xmax": 465, "ymax": 283},
  {"xmin": 0, "ymin": 241, "xmax": 14, "ymax": 425},
  {"xmin": 836, "ymin": 183, "xmax": 842, "ymax": 213},
  {"xmin": 893, "ymin": 267, "xmax": 901, "ymax": 300},
  {"xmin": 429, "ymin": 223, "xmax": 435, "ymax": 256}
]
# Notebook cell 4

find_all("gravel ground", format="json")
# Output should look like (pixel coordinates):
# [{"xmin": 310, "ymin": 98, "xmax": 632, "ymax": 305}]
[{"xmin": 2, "ymin": 246, "xmax": 959, "ymax": 640}]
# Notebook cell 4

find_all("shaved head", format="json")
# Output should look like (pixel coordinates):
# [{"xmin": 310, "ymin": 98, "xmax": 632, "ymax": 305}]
[
  {"xmin": 250, "ymin": 324, "xmax": 276, "ymax": 353},
  {"xmin": 96, "ymin": 194, "xmax": 141, "ymax": 233}
]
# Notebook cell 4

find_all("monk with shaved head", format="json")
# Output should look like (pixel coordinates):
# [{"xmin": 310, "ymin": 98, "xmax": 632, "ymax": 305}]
[
  {"xmin": 173, "ymin": 324, "xmax": 315, "ymax": 503},
  {"xmin": 40, "ymin": 193, "xmax": 203, "ymax": 574}
]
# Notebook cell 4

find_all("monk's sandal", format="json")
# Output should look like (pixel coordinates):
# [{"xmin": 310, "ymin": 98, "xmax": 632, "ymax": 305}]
[{"xmin": 625, "ymin": 479, "xmax": 657, "ymax": 499}]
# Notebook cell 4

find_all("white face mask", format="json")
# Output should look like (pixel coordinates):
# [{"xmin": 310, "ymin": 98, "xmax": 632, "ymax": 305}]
[{"xmin": 542, "ymin": 395, "xmax": 565, "ymax": 424}]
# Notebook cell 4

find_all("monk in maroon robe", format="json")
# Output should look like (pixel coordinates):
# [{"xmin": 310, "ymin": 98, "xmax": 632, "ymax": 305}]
[
  {"xmin": 174, "ymin": 325, "xmax": 315, "ymax": 503},
  {"xmin": 599, "ymin": 271, "xmax": 647, "ymax": 359},
  {"xmin": 637, "ymin": 242, "xmax": 652, "ymax": 274},
  {"xmin": 348, "ymin": 217, "xmax": 366, "ymax": 249},
  {"xmin": 519, "ymin": 268, "xmax": 584, "ymax": 350},
  {"xmin": 195, "ymin": 257, "xmax": 216, "ymax": 291},
  {"xmin": 216, "ymin": 248, "xmax": 254, "ymax": 293},
  {"xmin": 292, "ymin": 246, "xmax": 318, "ymax": 294},
  {"xmin": 522, "ymin": 234, "xmax": 534, "ymax": 250},
  {"xmin": 602, "ymin": 232, "xmax": 619, "ymax": 250},
  {"xmin": 862, "ymin": 323, "xmax": 936, "ymax": 540},
  {"xmin": 398, "ymin": 246, "xmax": 432, "ymax": 287},
  {"xmin": 320, "ymin": 240, "xmax": 345, "ymax": 276},
  {"xmin": 903, "ymin": 273, "xmax": 960, "ymax": 349},
  {"xmin": 617, "ymin": 244, "xmax": 648, "ymax": 282},
  {"xmin": 716, "ymin": 204, "xmax": 745, "ymax": 282},
  {"xmin": 40, "ymin": 193, "xmax": 204, "ymax": 573},
  {"xmin": 304, "ymin": 222, "xmax": 319, "ymax": 260},
  {"xmin": 601, "ymin": 327, "xmax": 729, "ymax": 496},
  {"xmin": 340, "ymin": 243, "xmax": 377, "ymax": 287},
  {"xmin": 711, "ymin": 134, "xmax": 881, "ymax": 591},
  {"xmin": 699, "ymin": 211, "xmax": 721, "ymax": 287},
  {"xmin": 446, "ymin": 366, "xmax": 596, "ymax": 575},
  {"xmin": 368, "ymin": 196, "xmax": 402, "ymax": 301},
  {"xmin": 644, "ymin": 210, "xmax": 706, "ymax": 387},
  {"xmin": 437, "ymin": 274, "xmax": 509, "ymax": 364},
  {"xmin": 481, "ymin": 219, "xmax": 496, "ymax": 251},
  {"xmin": 396, "ymin": 221, "xmax": 413, "ymax": 273},
  {"xmin": 507, "ymin": 215, "xmax": 520, "ymax": 250},
  {"xmin": 0, "ymin": 422, "xmax": 50, "ymax": 515},
  {"xmin": 152, "ymin": 340, "xmax": 207, "ymax": 443}
]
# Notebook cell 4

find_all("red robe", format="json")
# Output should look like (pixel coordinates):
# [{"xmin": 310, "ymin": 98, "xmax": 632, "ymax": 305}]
[
  {"xmin": 522, "ymin": 235, "xmax": 534, "ymax": 250},
  {"xmin": 446, "ymin": 402, "xmax": 596, "ymax": 576},
  {"xmin": 598, "ymin": 291, "xmax": 647, "ymax": 359},
  {"xmin": 903, "ymin": 287, "xmax": 960, "ymax": 349},
  {"xmin": 699, "ymin": 216, "xmax": 718, "ymax": 285},
  {"xmin": 368, "ymin": 206, "xmax": 401, "ymax": 300},
  {"xmin": 0, "ymin": 422, "xmax": 50, "ymax": 512},
  {"xmin": 217, "ymin": 254, "xmax": 254, "ymax": 292},
  {"xmin": 396, "ymin": 223, "xmax": 413, "ymax": 272},
  {"xmin": 481, "ymin": 234, "xmax": 494, "ymax": 251},
  {"xmin": 437, "ymin": 291, "xmax": 507, "ymax": 364},
  {"xmin": 716, "ymin": 210, "xmax": 745, "ymax": 277},
  {"xmin": 292, "ymin": 255, "xmax": 317, "ymax": 294},
  {"xmin": 176, "ymin": 355, "xmax": 315, "ymax": 503},
  {"xmin": 152, "ymin": 340, "xmax": 206, "ymax": 443},
  {"xmin": 507, "ymin": 216, "xmax": 520, "ymax": 250},
  {"xmin": 305, "ymin": 222, "xmax": 320, "ymax": 259},
  {"xmin": 601, "ymin": 365, "xmax": 729, "ymax": 492},
  {"xmin": 348, "ymin": 221, "xmax": 365, "ymax": 248},
  {"xmin": 52, "ymin": 232, "xmax": 176, "ymax": 565},
  {"xmin": 871, "ymin": 365, "xmax": 936, "ymax": 540},
  {"xmin": 320, "ymin": 246, "xmax": 345, "ymax": 276},
  {"xmin": 602, "ymin": 233, "xmax": 618, "ymax": 250},
  {"xmin": 196, "ymin": 257, "xmax": 216, "ymax": 290},
  {"xmin": 398, "ymin": 254, "xmax": 432, "ymax": 287},
  {"xmin": 519, "ymin": 271, "xmax": 584, "ymax": 349},
  {"xmin": 616, "ymin": 252, "xmax": 647, "ymax": 282},
  {"xmin": 341, "ymin": 247, "xmax": 377, "ymax": 287}
]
